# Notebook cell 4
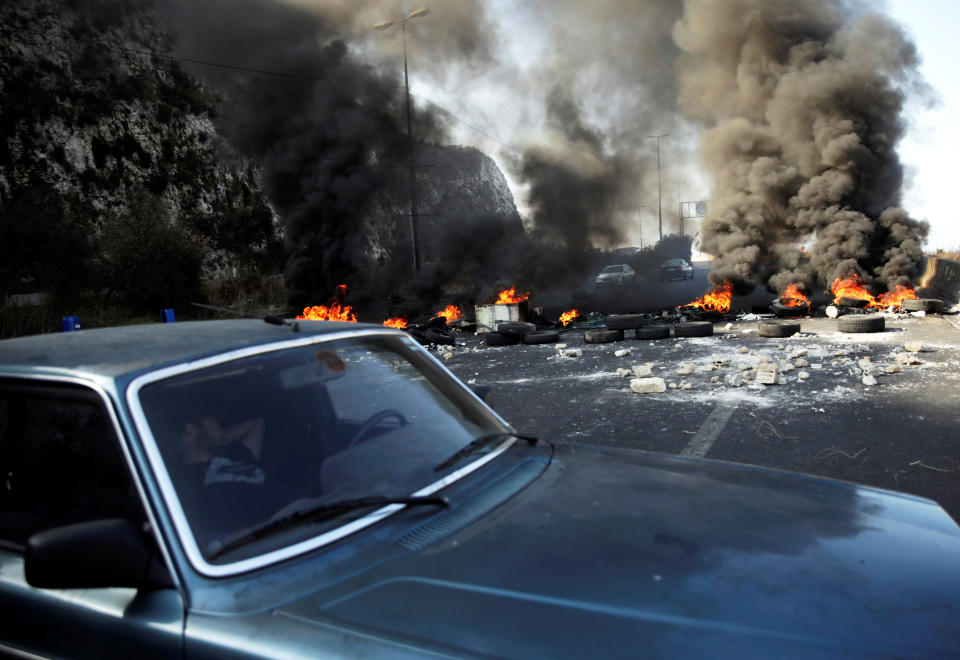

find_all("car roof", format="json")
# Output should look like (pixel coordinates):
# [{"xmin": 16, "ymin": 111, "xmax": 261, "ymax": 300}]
[{"xmin": 0, "ymin": 319, "xmax": 396, "ymax": 380}]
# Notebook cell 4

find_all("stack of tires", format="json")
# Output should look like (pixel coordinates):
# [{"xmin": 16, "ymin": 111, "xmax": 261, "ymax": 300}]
[
  {"xmin": 485, "ymin": 322, "xmax": 560, "ymax": 346},
  {"xmin": 585, "ymin": 315, "xmax": 714, "ymax": 343}
]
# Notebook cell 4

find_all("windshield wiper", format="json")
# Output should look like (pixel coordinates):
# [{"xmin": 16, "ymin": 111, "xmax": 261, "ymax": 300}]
[
  {"xmin": 208, "ymin": 495, "xmax": 449, "ymax": 560},
  {"xmin": 433, "ymin": 432, "xmax": 538, "ymax": 473}
]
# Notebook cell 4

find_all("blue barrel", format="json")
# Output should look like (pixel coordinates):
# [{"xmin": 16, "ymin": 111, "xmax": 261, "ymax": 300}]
[
  {"xmin": 61, "ymin": 316, "xmax": 81, "ymax": 332},
  {"xmin": 160, "ymin": 309, "xmax": 175, "ymax": 323}
]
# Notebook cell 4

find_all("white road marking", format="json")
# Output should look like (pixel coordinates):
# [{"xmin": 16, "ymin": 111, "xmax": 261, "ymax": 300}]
[{"xmin": 680, "ymin": 404, "xmax": 737, "ymax": 458}]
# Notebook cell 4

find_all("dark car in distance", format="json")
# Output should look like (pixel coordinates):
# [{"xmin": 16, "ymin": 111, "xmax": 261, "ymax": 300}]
[
  {"xmin": 1, "ymin": 319, "xmax": 959, "ymax": 658},
  {"xmin": 661, "ymin": 258, "xmax": 694, "ymax": 281}
]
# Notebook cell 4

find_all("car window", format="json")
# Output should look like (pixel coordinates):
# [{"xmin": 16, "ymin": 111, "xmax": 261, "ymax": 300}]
[
  {"xmin": 136, "ymin": 335, "xmax": 508, "ymax": 563},
  {"xmin": 602, "ymin": 266, "xmax": 621, "ymax": 274},
  {"xmin": 0, "ymin": 381, "xmax": 145, "ymax": 551}
]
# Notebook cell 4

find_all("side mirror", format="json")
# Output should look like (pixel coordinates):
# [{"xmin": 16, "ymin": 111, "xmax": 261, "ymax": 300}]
[{"xmin": 26, "ymin": 519, "xmax": 173, "ymax": 590}]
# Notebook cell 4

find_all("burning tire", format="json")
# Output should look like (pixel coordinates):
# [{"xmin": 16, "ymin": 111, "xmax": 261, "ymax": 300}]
[
  {"xmin": 522, "ymin": 330, "xmax": 560, "ymax": 344},
  {"xmin": 673, "ymin": 322, "xmax": 713, "ymax": 337},
  {"xmin": 770, "ymin": 299, "xmax": 809, "ymax": 318},
  {"xmin": 635, "ymin": 325, "xmax": 670, "ymax": 340},
  {"xmin": 497, "ymin": 321, "xmax": 537, "ymax": 336},
  {"xmin": 836, "ymin": 296, "xmax": 870, "ymax": 308},
  {"xmin": 485, "ymin": 331, "xmax": 521, "ymax": 346},
  {"xmin": 838, "ymin": 315, "xmax": 885, "ymax": 333},
  {"xmin": 902, "ymin": 298, "xmax": 943, "ymax": 313},
  {"xmin": 584, "ymin": 329, "xmax": 624, "ymax": 343},
  {"xmin": 605, "ymin": 314, "xmax": 646, "ymax": 330},
  {"xmin": 758, "ymin": 321, "xmax": 801, "ymax": 337}
]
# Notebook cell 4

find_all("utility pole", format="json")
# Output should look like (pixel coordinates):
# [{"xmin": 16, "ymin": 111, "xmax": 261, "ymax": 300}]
[
  {"xmin": 638, "ymin": 204, "xmax": 647, "ymax": 250},
  {"xmin": 375, "ymin": 7, "xmax": 429, "ymax": 274},
  {"xmin": 673, "ymin": 180, "xmax": 686, "ymax": 237},
  {"xmin": 647, "ymin": 134, "xmax": 668, "ymax": 243}
]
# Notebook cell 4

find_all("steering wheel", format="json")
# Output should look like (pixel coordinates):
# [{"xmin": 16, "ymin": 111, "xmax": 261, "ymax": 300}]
[{"xmin": 348, "ymin": 409, "xmax": 407, "ymax": 447}]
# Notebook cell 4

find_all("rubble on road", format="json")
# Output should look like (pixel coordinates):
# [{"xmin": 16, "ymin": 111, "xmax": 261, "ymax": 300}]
[
  {"xmin": 632, "ymin": 364, "xmax": 653, "ymax": 378},
  {"xmin": 905, "ymin": 342, "xmax": 923, "ymax": 353},
  {"xmin": 631, "ymin": 377, "xmax": 666, "ymax": 394},
  {"xmin": 614, "ymin": 349, "xmax": 631, "ymax": 357}
]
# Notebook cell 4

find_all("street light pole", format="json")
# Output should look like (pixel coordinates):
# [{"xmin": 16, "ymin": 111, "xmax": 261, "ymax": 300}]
[
  {"xmin": 375, "ymin": 7, "xmax": 429, "ymax": 274},
  {"xmin": 647, "ymin": 134, "xmax": 668, "ymax": 243},
  {"xmin": 673, "ymin": 180, "xmax": 686, "ymax": 237}
]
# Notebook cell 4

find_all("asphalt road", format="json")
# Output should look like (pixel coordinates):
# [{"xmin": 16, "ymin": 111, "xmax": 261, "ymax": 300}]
[{"xmin": 442, "ymin": 312, "xmax": 960, "ymax": 525}]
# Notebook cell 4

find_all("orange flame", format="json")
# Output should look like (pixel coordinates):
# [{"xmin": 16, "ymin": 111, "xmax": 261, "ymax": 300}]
[
  {"xmin": 685, "ymin": 280, "xmax": 733, "ymax": 314},
  {"xmin": 435, "ymin": 305, "xmax": 463, "ymax": 323},
  {"xmin": 383, "ymin": 316, "xmax": 408, "ymax": 328},
  {"xmin": 295, "ymin": 284, "xmax": 358, "ymax": 322},
  {"xmin": 559, "ymin": 309, "xmax": 579, "ymax": 326},
  {"xmin": 781, "ymin": 284, "xmax": 811, "ymax": 307},
  {"xmin": 876, "ymin": 284, "xmax": 917, "ymax": 308},
  {"xmin": 830, "ymin": 274, "xmax": 875, "ymax": 305},
  {"xmin": 495, "ymin": 286, "xmax": 530, "ymax": 304},
  {"xmin": 830, "ymin": 275, "xmax": 917, "ymax": 308}
]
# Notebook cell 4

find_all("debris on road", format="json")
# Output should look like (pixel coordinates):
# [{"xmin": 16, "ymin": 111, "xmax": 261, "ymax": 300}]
[
  {"xmin": 631, "ymin": 377, "xmax": 667, "ymax": 394},
  {"xmin": 905, "ymin": 342, "xmax": 924, "ymax": 353},
  {"xmin": 614, "ymin": 348, "xmax": 631, "ymax": 357},
  {"xmin": 632, "ymin": 364, "xmax": 653, "ymax": 378}
]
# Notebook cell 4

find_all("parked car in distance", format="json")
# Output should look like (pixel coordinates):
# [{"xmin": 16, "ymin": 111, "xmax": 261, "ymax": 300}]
[
  {"xmin": 660, "ymin": 258, "xmax": 694, "ymax": 281},
  {"xmin": 1, "ymin": 319, "xmax": 959, "ymax": 658},
  {"xmin": 595, "ymin": 263, "xmax": 636, "ymax": 287}
]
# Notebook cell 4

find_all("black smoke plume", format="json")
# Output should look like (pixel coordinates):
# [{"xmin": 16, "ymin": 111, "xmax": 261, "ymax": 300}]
[{"xmin": 674, "ymin": 0, "xmax": 929, "ymax": 296}]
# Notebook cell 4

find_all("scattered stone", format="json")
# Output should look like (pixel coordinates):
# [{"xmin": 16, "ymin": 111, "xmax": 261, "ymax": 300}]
[
  {"xmin": 615, "ymin": 348, "xmax": 631, "ymax": 357},
  {"xmin": 668, "ymin": 382, "xmax": 678, "ymax": 390},
  {"xmin": 714, "ymin": 358, "xmax": 731, "ymax": 367},
  {"xmin": 680, "ymin": 382, "xmax": 692, "ymax": 390},
  {"xmin": 910, "ymin": 311, "xmax": 927, "ymax": 318},
  {"xmin": 632, "ymin": 364, "xmax": 653, "ymax": 378},
  {"xmin": 896, "ymin": 354, "xmax": 921, "ymax": 366},
  {"xmin": 562, "ymin": 348, "xmax": 583, "ymax": 358},
  {"xmin": 862, "ymin": 374, "xmax": 878, "ymax": 386},
  {"xmin": 861, "ymin": 365, "xmax": 879, "ymax": 377},
  {"xmin": 798, "ymin": 371, "xmax": 811, "ymax": 380},
  {"xmin": 905, "ymin": 342, "xmax": 923, "ymax": 353},
  {"xmin": 442, "ymin": 352, "xmax": 454, "ymax": 360},
  {"xmin": 857, "ymin": 357, "xmax": 872, "ymax": 368},
  {"xmin": 725, "ymin": 373, "xmax": 744, "ymax": 387},
  {"xmin": 884, "ymin": 364, "xmax": 902, "ymax": 374},
  {"xmin": 700, "ymin": 364, "xmax": 715, "ymax": 373},
  {"xmin": 555, "ymin": 343, "xmax": 567, "ymax": 349},
  {"xmin": 616, "ymin": 368, "xmax": 632, "ymax": 377},
  {"xmin": 710, "ymin": 375, "xmax": 720, "ymax": 383},
  {"xmin": 677, "ymin": 362, "xmax": 695, "ymax": 375},
  {"xmin": 832, "ymin": 350, "xmax": 845, "ymax": 357},
  {"xmin": 793, "ymin": 349, "xmax": 808, "ymax": 357},
  {"xmin": 780, "ymin": 362, "xmax": 795, "ymax": 373},
  {"xmin": 776, "ymin": 376, "xmax": 788, "ymax": 385},
  {"xmin": 756, "ymin": 365, "xmax": 779, "ymax": 385},
  {"xmin": 825, "ymin": 305, "xmax": 839, "ymax": 318},
  {"xmin": 794, "ymin": 358, "xmax": 810, "ymax": 368},
  {"xmin": 630, "ymin": 377, "xmax": 667, "ymax": 394},
  {"xmin": 738, "ymin": 347, "xmax": 749, "ymax": 354},
  {"xmin": 724, "ymin": 323, "xmax": 734, "ymax": 331},
  {"xmin": 777, "ymin": 344, "xmax": 786, "ymax": 350},
  {"xmin": 737, "ymin": 362, "xmax": 751, "ymax": 372}
]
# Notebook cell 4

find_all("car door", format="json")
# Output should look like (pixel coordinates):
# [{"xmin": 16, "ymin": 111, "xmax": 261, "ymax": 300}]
[{"xmin": 0, "ymin": 379, "xmax": 184, "ymax": 658}]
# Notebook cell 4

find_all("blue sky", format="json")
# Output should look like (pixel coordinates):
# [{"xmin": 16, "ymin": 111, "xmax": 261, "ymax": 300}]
[{"xmin": 886, "ymin": 0, "xmax": 960, "ymax": 250}]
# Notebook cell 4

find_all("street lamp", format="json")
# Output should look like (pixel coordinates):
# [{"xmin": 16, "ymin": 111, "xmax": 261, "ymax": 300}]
[
  {"xmin": 673, "ymin": 180, "xmax": 686, "ymax": 237},
  {"xmin": 375, "ymin": 7, "xmax": 429, "ymax": 274},
  {"xmin": 646, "ymin": 134, "xmax": 668, "ymax": 244}
]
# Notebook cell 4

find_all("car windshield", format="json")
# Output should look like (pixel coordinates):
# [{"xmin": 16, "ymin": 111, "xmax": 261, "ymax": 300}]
[
  {"xmin": 136, "ymin": 334, "xmax": 509, "ymax": 563},
  {"xmin": 663, "ymin": 260, "xmax": 684, "ymax": 266},
  {"xmin": 602, "ymin": 265, "xmax": 623, "ymax": 273}
]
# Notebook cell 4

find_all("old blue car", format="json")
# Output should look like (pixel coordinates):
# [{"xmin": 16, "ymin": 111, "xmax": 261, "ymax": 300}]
[{"xmin": 0, "ymin": 319, "xmax": 958, "ymax": 658}]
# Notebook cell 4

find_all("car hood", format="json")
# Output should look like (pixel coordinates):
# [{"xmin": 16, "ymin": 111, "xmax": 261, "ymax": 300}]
[{"xmin": 280, "ymin": 445, "xmax": 960, "ymax": 657}]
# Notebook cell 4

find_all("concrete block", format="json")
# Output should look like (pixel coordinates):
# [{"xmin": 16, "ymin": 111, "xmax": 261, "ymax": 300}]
[{"xmin": 630, "ymin": 377, "xmax": 666, "ymax": 394}]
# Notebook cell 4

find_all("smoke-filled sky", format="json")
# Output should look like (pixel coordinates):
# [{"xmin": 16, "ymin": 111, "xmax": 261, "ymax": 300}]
[{"xmin": 165, "ymin": 0, "xmax": 949, "ymax": 301}]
